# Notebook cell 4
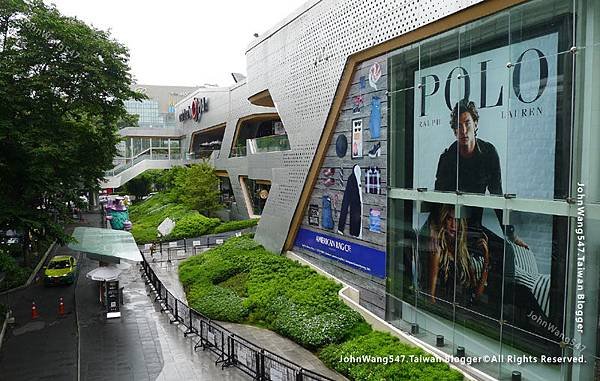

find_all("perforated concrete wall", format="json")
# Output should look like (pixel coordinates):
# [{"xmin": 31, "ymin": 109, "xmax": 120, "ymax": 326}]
[
  {"xmin": 174, "ymin": 0, "xmax": 485, "ymax": 253},
  {"xmin": 176, "ymin": 82, "xmax": 277, "ymax": 221},
  {"xmin": 243, "ymin": 0, "xmax": 484, "ymax": 253}
]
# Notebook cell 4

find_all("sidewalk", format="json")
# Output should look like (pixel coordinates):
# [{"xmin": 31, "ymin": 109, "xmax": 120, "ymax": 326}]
[
  {"xmin": 76, "ymin": 214, "xmax": 246, "ymax": 381},
  {"xmin": 149, "ymin": 250, "xmax": 347, "ymax": 381}
]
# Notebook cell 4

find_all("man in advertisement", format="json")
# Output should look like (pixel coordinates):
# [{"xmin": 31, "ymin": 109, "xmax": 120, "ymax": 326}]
[
  {"xmin": 397, "ymin": 14, "xmax": 569, "ymax": 359},
  {"xmin": 434, "ymin": 99, "xmax": 528, "ymax": 245}
]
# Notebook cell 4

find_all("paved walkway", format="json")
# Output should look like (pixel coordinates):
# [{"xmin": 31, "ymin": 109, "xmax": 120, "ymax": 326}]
[
  {"xmin": 149, "ymin": 252, "xmax": 347, "ymax": 381},
  {"xmin": 78, "ymin": 253, "xmax": 245, "ymax": 381}
]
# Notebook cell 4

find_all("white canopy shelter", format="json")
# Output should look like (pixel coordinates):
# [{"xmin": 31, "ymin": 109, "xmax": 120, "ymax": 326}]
[
  {"xmin": 86, "ymin": 266, "xmax": 122, "ymax": 281},
  {"xmin": 68, "ymin": 227, "xmax": 142, "ymax": 264}
]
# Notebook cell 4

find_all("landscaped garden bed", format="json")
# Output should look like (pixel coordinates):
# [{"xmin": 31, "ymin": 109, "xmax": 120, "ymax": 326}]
[
  {"xmin": 128, "ymin": 192, "xmax": 258, "ymax": 243},
  {"xmin": 178, "ymin": 236, "xmax": 463, "ymax": 381}
]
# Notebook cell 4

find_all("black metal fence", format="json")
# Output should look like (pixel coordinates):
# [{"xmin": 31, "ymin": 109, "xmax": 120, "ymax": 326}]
[
  {"xmin": 142, "ymin": 233, "xmax": 249, "ymax": 262},
  {"xmin": 140, "ymin": 255, "xmax": 336, "ymax": 381}
]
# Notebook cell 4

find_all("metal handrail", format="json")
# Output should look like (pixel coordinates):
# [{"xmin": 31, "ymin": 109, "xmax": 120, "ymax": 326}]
[{"xmin": 140, "ymin": 247, "xmax": 336, "ymax": 381}]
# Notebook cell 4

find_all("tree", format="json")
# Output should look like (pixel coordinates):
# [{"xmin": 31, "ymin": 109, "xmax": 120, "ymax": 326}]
[
  {"xmin": 116, "ymin": 113, "xmax": 139, "ymax": 129},
  {"xmin": 123, "ymin": 174, "xmax": 152, "ymax": 201},
  {"xmin": 0, "ymin": 0, "xmax": 142, "ymax": 265},
  {"xmin": 173, "ymin": 164, "xmax": 221, "ymax": 216}
]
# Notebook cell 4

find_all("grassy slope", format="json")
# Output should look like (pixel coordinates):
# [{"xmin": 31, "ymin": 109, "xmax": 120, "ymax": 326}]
[
  {"xmin": 178, "ymin": 236, "xmax": 463, "ymax": 381},
  {"xmin": 128, "ymin": 193, "xmax": 196, "ymax": 243},
  {"xmin": 128, "ymin": 193, "xmax": 259, "ymax": 243}
]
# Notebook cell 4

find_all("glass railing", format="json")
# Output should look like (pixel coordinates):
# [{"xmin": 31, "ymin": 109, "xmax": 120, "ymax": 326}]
[
  {"xmin": 189, "ymin": 149, "xmax": 220, "ymax": 160},
  {"xmin": 249, "ymin": 134, "xmax": 290, "ymax": 154},
  {"xmin": 104, "ymin": 150, "xmax": 198, "ymax": 177},
  {"xmin": 230, "ymin": 145, "xmax": 247, "ymax": 157}
]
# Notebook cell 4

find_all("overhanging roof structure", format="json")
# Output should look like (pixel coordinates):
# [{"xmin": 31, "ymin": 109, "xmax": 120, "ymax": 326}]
[{"xmin": 68, "ymin": 227, "xmax": 142, "ymax": 263}]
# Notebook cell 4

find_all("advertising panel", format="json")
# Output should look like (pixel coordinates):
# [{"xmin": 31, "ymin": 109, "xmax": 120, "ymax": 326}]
[
  {"xmin": 295, "ymin": 58, "xmax": 387, "ymax": 282},
  {"xmin": 106, "ymin": 280, "xmax": 121, "ymax": 319},
  {"xmin": 295, "ymin": 228, "xmax": 386, "ymax": 278},
  {"xmin": 400, "ymin": 30, "xmax": 569, "ymax": 343},
  {"xmin": 415, "ymin": 33, "xmax": 558, "ymax": 200}
]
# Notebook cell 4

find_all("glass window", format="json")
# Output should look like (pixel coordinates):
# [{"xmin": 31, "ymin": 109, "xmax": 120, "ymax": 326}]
[
  {"xmin": 230, "ymin": 117, "xmax": 289, "ymax": 157},
  {"xmin": 240, "ymin": 178, "xmax": 270, "ymax": 216},
  {"xmin": 386, "ymin": 1, "xmax": 599, "ymax": 380},
  {"xmin": 219, "ymin": 176, "xmax": 235, "ymax": 208}
]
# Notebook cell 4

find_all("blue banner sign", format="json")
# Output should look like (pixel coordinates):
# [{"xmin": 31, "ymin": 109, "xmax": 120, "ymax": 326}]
[{"xmin": 294, "ymin": 228, "xmax": 386, "ymax": 278}]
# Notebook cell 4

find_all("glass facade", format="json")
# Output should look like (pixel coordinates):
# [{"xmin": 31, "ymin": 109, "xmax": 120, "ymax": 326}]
[
  {"xmin": 123, "ymin": 99, "xmax": 177, "ymax": 129},
  {"xmin": 384, "ymin": 0, "xmax": 600, "ymax": 380},
  {"xmin": 230, "ymin": 118, "xmax": 290, "ymax": 157},
  {"xmin": 218, "ymin": 176, "xmax": 235, "ymax": 208},
  {"xmin": 190, "ymin": 125, "xmax": 225, "ymax": 159}
]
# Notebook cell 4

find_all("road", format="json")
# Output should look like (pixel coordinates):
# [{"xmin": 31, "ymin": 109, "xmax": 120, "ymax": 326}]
[
  {"xmin": 0, "ymin": 240, "xmax": 82, "ymax": 380},
  {"xmin": 0, "ymin": 212, "xmax": 247, "ymax": 381}
]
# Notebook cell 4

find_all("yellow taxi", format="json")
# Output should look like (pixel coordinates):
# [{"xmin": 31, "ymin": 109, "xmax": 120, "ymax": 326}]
[{"xmin": 44, "ymin": 255, "xmax": 77, "ymax": 286}]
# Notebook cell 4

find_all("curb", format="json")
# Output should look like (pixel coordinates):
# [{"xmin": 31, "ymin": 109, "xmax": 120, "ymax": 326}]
[
  {"xmin": 0, "ymin": 310, "xmax": 11, "ymax": 352},
  {"xmin": 0, "ymin": 240, "xmax": 57, "ymax": 296},
  {"xmin": 25, "ymin": 241, "xmax": 56, "ymax": 286},
  {"xmin": 285, "ymin": 250, "xmax": 486, "ymax": 381},
  {"xmin": 75, "ymin": 252, "xmax": 82, "ymax": 381}
]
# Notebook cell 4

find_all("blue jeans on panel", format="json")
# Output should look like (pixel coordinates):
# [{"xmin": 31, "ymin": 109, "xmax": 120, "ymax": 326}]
[
  {"xmin": 369, "ymin": 96, "xmax": 381, "ymax": 139},
  {"xmin": 322, "ymin": 195, "xmax": 334, "ymax": 229}
]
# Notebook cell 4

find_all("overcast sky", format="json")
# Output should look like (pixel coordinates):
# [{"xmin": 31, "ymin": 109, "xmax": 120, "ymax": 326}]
[{"xmin": 46, "ymin": 0, "xmax": 308, "ymax": 87}]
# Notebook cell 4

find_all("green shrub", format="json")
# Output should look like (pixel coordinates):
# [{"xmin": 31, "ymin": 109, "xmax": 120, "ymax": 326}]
[
  {"xmin": 178, "ymin": 253, "xmax": 242, "ymax": 289},
  {"xmin": 218, "ymin": 272, "xmax": 249, "ymax": 297},
  {"xmin": 187, "ymin": 283, "xmax": 248, "ymax": 322},
  {"xmin": 179, "ymin": 236, "xmax": 367, "ymax": 349},
  {"xmin": 128, "ymin": 191, "xmax": 230, "ymax": 243},
  {"xmin": 0, "ymin": 252, "xmax": 31, "ymax": 291},
  {"xmin": 128, "ymin": 192, "xmax": 198, "ymax": 243},
  {"xmin": 179, "ymin": 236, "xmax": 463, "ymax": 381},
  {"xmin": 169, "ymin": 214, "xmax": 220, "ymax": 240},
  {"xmin": 212, "ymin": 219, "xmax": 259, "ymax": 234},
  {"xmin": 178, "ymin": 255, "xmax": 208, "ymax": 289},
  {"xmin": 272, "ymin": 303, "xmax": 365, "ymax": 348},
  {"xmin": 319, "ymin": 331, "xmax": 464, "ymax": 381}
]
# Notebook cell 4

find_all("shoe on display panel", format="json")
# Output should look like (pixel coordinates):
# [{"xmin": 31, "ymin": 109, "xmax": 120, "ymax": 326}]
[
  {"xmin": 323, "ymin": 168, "xmax": 335, "ymax": 177},
  {"xmin": 368, "ymin": 142, "xmax": 381, "ymax": 158}
]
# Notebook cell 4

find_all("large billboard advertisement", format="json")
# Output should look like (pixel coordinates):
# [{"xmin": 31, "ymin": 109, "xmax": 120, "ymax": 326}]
[
  {"xmin": 404, "ymin": 31, "xmax": 568, "ymax": 343},
  {"xmin": 414, "ymin": 33, "xmax": 558, "ymax": 200},
  {"xmin": 295, "ymin": 58, "xmax": 388, "ymax": 284}
]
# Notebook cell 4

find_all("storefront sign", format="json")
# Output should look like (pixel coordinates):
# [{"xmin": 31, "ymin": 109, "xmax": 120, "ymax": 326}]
[
  {"xmin": 294, "ymin": 228, "xmax": 385, "ymax": 278},
  {"xmin": 106, "ymin": 280, "xmax": 121, "ymax": 318},
  {"xmin": 179, "ymin": 97, "xmax": 209, "ymax": 122}
]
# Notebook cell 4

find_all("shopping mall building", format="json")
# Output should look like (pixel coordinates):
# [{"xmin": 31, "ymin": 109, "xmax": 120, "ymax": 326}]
[{"xmin": 106, "ymin": 0, "xmax": 600, "ymax": 379}]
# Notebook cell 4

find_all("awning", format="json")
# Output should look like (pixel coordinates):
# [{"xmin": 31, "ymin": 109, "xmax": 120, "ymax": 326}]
[
  {"xmin": 68, "ymin": 227, "xmax": 143, "ymax": 263},
  {"xmin": 86, "ymin": 265, "xmax": 122, "ymax": 281}
]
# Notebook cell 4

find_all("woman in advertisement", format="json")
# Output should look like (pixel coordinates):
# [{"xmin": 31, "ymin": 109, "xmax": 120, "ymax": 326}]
[{"xmin": 427, "ymin": 205, "xmax": 489, "ymax": 307}]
